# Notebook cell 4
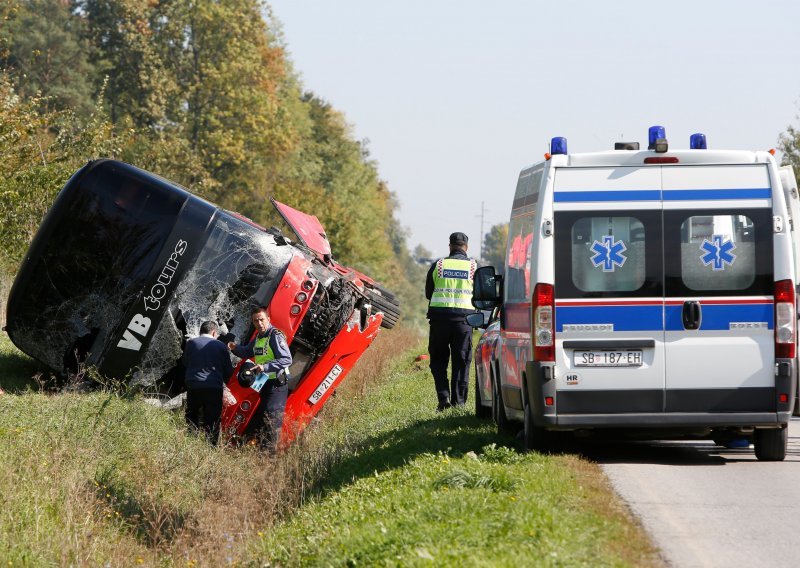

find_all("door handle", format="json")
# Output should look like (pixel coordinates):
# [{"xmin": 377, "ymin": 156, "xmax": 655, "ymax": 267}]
[{"xmin": 682, "ymin": 301, "xmax": 701, "ymax": 330}]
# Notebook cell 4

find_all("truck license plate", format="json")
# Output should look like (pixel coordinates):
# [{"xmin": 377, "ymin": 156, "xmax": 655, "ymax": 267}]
[{"xmin": 574, "ymin": 350, "xmax": 642, "ymax": 367}]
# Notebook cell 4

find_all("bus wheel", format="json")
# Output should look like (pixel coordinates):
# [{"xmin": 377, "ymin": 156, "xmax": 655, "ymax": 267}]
[
  {"xmin": 364, "ymin": 285, "xmax": 401, "ymax": 329},
  {"xmin": 754, "ymin": 426, "xmax": 787, "ymax": 461}
]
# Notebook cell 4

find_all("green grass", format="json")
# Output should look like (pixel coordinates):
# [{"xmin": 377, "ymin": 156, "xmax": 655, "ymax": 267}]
[
  {"xmin": 247, "ymin": 352, "xmax": 660, "ymax": 567},
  {"xmin": 0, "ymin": 331, "xmax": 659, "ymax": 566},
  {"xmin": 0, "ymin": 329, "xmax": 422, "ymax": 565}
]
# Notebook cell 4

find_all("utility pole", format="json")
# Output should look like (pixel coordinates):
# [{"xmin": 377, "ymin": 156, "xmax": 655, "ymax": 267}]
[{"xmin": 477, "ymin": 201, "xmax": 486, "ymax": 260}]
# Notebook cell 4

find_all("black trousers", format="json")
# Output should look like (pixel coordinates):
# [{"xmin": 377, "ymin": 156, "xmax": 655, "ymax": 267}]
[
  {"xmin": 428, "ymin": 319, "xmax": 473, "ymax": 406},
  {"xmin": 248, "ymin": 381, "xmax": 289, "ymax": 452},
  {"xmin": 185, "ymin": 388, "xmax": 223, "ymax": 445}
]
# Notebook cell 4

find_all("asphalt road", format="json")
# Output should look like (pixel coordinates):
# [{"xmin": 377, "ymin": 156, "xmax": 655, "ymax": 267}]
[{"xmin": 588, "ymin": 419, "xmax": 800, "ymax": 567}]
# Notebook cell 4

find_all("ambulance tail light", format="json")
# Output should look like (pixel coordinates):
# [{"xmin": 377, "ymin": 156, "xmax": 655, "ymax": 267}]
[
  {"xmin": 774, "ymin": 279, "xmax": 795, "ymax": 359},
  {"xmin": 644, "ymin": 156, "xmax": 679, "ymax": 164},
  {"xmin": 533, "ymin": 283, "xmax": 554, "ymax": 361}
]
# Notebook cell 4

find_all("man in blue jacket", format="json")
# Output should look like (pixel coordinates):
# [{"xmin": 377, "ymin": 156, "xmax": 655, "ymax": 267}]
[
  {"xmin": 182, "ymin": 320, "xmax": 234, "ymax": 445},
  {"xmin": 228, "ymin": 306, "xmax": 293, "ymax": 451}
]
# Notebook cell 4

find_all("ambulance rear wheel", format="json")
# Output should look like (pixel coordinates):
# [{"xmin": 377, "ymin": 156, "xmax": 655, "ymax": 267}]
[
  {"xmin": 523, "ymin": 395, "xmax": 555, "ymax": 453},
  {"xmin": 754, "ymin": 426, "xmax": 787, "ymax": 461}
]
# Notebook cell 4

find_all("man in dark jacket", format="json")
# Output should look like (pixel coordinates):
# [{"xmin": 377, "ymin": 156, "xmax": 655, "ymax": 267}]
[
  {"xmin": 426, "ymin": 232, "xmax": 478, "ymax": 410},
  {"xmin": 183, "ymin": 320, "xmax": 234, "ymax": 444},
  {"xmin": 228, "ymin": 306, "xmax": 293, "ymax": 451}
]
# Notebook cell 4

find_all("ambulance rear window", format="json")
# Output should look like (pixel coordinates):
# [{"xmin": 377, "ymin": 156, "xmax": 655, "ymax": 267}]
[
  {"xmin": 679, "ymin": 214, "xmax": 755, "ymax": 291},
  {"xmin": 571, "ymin": 216, "xmax": 646, "ymax": 293}
]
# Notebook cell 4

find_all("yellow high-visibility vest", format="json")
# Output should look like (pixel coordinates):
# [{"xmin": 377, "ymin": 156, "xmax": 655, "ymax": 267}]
[
  {"xmin": 429, "ymin": 257, "xmax": 476, "ymax": 309},
  {"xmin": 253, "ymin": 332, "xmax": 279, "ymax": 380}
]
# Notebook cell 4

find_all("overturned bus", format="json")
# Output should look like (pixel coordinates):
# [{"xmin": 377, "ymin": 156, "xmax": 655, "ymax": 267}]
[{"xmin": 5, "ymin": 159, "xmax": 400, "ymax": 443}]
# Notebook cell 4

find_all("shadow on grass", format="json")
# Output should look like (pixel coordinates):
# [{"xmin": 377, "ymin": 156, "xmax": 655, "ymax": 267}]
[
  {"xmin": 321, "ymin": 411, "xmax": 519, "ymax": 495},
  {"xmin": 94, "ymin": 466, "xmax": 187, "ymax": 548},
  {"xmin": 0, "ymin": 348, "xmax": 42, "ymax": 392}
]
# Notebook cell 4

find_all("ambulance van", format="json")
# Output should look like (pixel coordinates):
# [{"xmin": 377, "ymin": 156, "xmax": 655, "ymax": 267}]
[{"xmin": 471, "ymin": 126, "xmax": 798, "ymax": 461}]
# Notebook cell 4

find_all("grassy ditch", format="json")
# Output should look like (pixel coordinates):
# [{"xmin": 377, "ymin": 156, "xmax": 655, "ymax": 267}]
[
  {"xmin": 0, "ymin": 328, "xmax": 417, "ymax": 565},
  {"xmin": 0, "ymin": 330, "xmax": 659, "ymax": 566}
]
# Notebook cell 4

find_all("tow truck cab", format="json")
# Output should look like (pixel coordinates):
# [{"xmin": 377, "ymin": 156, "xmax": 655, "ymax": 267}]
[{"xmin": 471, "ymin": 127, "xmax": 798, "ymax": 461}]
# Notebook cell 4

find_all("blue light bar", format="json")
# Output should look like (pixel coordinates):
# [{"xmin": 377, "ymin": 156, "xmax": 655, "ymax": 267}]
[
  {"xmin": 690, "ymin": 133, "xmax": 707, "ymax": 149},
  {"xmin": 551, "ymin": 137, "xmax": 567, "ymax": 155},
  {"xmin": 648, "ymin": 125, "xmax": 665, "ymax": 148}
]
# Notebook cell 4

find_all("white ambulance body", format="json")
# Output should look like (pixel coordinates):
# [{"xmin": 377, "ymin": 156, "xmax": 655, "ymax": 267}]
[{"xmin": 472, "ymin": 127, "xmax": 798, "ymax": 461}]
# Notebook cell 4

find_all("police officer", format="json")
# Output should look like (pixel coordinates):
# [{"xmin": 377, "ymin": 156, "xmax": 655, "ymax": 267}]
[
  {"xmin": 426, "ymin": 232, "xmax": 477, "ymax": 411},
  {"xmin": 228, "ymin": 307, "xmax": 292, "ymax": 451}
]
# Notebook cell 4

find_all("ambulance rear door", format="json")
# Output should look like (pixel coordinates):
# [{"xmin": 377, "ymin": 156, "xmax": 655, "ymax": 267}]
[
  {"xmin": 553, "ymin": 166, "xmax": 665, "ymax": 415},
  {"xmin": 662, "ymin": 165, "xmax": 775, "ymax": 412}
]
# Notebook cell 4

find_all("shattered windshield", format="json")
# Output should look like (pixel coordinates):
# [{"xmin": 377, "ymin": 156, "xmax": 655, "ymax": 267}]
[
  {"xmin": 6, "ymin": 160, "xmax": 295, "ymax": 387},
  {"xmin": 131, "ymin": 212, "xmax": 294, "ymax": 386}
]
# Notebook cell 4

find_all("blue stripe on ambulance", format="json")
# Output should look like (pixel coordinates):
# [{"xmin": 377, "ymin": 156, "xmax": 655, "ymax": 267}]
[
  {"xmin": 554, "ymin": 190, "xmax": 661, "ymax": 202},
  {"xmin": 556, "ymin": 305, "xmax": 662, "ymax": 332},
  {"xmin": 556, "ymin": 303, "xmax": 774, "ymax": 332},
  {"xmin": 553, "ymin": 187, "xmax": 771, "ymax": 202},
  {"xmin": 663, "ymin": 188, "xmax": 771, "ymax": 200},
  {"xmin": 664, "ymin": 303, "xmax": 773, "ymax": 331}
]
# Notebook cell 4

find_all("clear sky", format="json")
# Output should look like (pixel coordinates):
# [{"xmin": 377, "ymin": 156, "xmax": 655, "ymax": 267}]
[{"xmin": 266, "ymin": 0, "xmax": 800, "ymax": 259}]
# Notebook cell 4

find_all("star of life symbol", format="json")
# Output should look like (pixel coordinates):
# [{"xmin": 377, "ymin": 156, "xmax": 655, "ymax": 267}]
[
  {"xmin": 700, "ymin": 234, "xmax": 736, "ymax": 271},
  {"xmin": 590, "ymin": 235, "xmax": 627, "ymax": 272}
]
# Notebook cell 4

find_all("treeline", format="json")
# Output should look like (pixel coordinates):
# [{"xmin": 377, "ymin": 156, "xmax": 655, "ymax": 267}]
[{"xmin": 0, "ymin": 0, "xmax": 426, "ymax": 324}]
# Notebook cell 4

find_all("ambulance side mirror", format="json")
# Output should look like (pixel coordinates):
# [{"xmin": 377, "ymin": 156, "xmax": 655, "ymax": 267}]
[
  {"xmin": 466, "ymin": 312, "xmax": 488, "ymax": 328},
  {"xmin": 472, "ymin": 266, "xmax": 502, "ymax": 310}
]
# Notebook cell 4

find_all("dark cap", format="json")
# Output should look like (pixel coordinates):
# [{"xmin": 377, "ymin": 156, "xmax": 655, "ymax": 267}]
[{"xmin": 449, "ymin": 232, "xmax": 468, "ymax": 246}]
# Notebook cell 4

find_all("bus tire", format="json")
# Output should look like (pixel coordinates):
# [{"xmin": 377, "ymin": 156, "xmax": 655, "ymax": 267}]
[
  {"xmin": 365, "ymin": 288, "xmax": 401, "ymax": 329},
  {"xmin": 754, "ymin": 426, "xmax": 787, "ymax": 461}
]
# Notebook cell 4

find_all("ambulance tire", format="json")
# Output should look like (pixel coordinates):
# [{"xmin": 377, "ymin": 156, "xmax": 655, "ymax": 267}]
[
  {"xmin": 754, "ymin": 426, "xmax": 787, "ymax": 461},
  {"xmin": 523, "ymin": 394, "xmax": 556, "ymax": 453},
  {"xmin": 474, "ymin": 372, "xmax": 491, "ymax": 419},
  {"xmin": 492, "ymin": 372, "xmax": 513, "ymax": 434}
]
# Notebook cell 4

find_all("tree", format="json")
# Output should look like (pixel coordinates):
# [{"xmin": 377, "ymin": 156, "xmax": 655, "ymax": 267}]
[
  {"xmin": 1, "ymin": 0, "xmax": 96, "ymax": 116},
  {"xmin": 154, "ymin": 0, "xmax": 297, "ymax": 206},
  {"xmin": 272, "ymin": 94, "xmax": 394, "ymax": 276},
  {"xmin": 80, "ymin": 0, "xmax": 173, "ymax": 127},
  {"xmin": 482, "ymin": 223, "xmax": 508, "ymax": 272},
  {"xmin": 412, "ymin": 244, "xmax": 433, "ymax": 264},
  {"xmin": 1, "ymin": 0, "xmax": 425, "ymax": 327},
  {"xmin": 0, "ymin": 74, "xmax": 121, "ymax": 275},
  {"xmin": 779, "ymin": 120, "xmax": 800, "ymax": 184}
]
